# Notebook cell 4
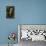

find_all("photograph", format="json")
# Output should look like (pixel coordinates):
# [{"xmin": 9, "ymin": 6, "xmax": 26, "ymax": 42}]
[
  {"xmin": 6, "ymin": 6, "xmax": 15, "ymax": 18},
  {"xmin": 18, "ymin": 24, "xmax": 46, "ymax": 46}
]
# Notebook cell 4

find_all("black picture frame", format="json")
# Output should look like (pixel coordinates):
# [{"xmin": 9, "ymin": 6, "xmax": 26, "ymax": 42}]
[{"xmin": 6, "ymin": 6, "xmax": 15, "ymax": 18}]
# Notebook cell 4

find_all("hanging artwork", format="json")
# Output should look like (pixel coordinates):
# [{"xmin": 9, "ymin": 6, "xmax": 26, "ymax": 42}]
[
  {"xmin": 18, "ymin": 25, "xmax": 46, "ymax": 41},
  {"xmin": 6, "ymin": 6, "xmax": 15, "ymax": 18}
]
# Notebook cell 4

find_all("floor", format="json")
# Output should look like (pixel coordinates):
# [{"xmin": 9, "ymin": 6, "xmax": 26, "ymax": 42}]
[
  {"xmin": 0, "ymin": 44, "xmax": 18, "ymax": 46},
  {"xmin": 0, "ymin": 40, "xmax": 46, "ymax": 46},
  {"xmin": 19, "ymin": 40, "xmax": 46, "ymax": 46}
]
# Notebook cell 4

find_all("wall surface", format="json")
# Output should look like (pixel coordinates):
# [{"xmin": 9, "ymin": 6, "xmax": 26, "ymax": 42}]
[
  {"xmin": 0, "ymin": 0, "xmax": 17, "ymax": 44},
  {"xmin": 16, "ymin": 0, "xmax": 46, "ymax": 24},
  {"xmin": 0, "ymin": 0, "xmax": 46, "ymax": 45}
]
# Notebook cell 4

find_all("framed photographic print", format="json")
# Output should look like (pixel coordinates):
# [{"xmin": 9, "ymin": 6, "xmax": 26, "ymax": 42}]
[
  {"xmin": 6, "ymin": 6, "xmax": 15, "ymax": 18},
  {"xmin": 18, "ymin": 24, "xmax": 46, "ymax": 41}
]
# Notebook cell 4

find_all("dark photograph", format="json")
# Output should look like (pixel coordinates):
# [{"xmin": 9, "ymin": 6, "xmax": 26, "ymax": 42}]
[{"xmin": 6, "ymin": 6, "xmax": 15, "ymax": 18}]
